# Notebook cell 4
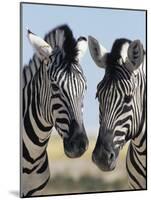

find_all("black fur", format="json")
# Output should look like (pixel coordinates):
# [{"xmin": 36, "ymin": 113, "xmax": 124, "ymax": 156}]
[
  {"xmin": 44, "ymin": 24, "xmax": 78, "ymax": 64},
  {"xmin": 107, "ymin": 38, "xmax": 131, "ymax": 66}
]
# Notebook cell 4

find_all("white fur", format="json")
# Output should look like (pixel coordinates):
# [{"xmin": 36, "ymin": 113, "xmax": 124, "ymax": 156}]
[
  {"xmin": 120, "ymin": 42, "xmax": 129, "ymax": 62},
  {"xmin": 27, "ymin": 29, "xmax": 52, "ymax": 59},
  {"xmin": 77, "ymin": 38, "xmax": 88, "ymax": 61},
  {"xmin": 88, "ymin": 35, "xmax": 108, "ymax": 68}
]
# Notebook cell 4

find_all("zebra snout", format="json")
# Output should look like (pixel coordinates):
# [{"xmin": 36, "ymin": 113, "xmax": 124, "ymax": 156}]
[
  {"xmin": 63, "ymin": 134, "xmax": 88, "ymax": 158},
  {"xmin": 73, "ymin": 133, "xmax": 88, "ymax": 151},
  {"xmin": 92, "ymin": 144, "xmax": 117, "ymax": 171},
  {"xmin": 63, "ymin": 121, "xmax": 88, "ymax": 158},
  {"xmin": 106, "ymin": 150, "xmax": 116, "ymax": 163}
]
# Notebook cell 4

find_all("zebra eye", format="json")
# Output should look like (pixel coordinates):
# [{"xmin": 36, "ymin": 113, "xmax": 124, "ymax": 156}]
[
  {"xmin": 124, "ymin": 94, "xmax": 132, "ymax": 103},
  {"xmin": 51, "ymin": 83, "xmax": 59, "ymax": 91}
]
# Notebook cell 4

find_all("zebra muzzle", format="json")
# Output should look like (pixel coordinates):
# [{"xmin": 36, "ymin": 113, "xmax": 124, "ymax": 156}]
[{"xmin": 63, "ymin": 120, "xmax": 88, "ymax": 158}]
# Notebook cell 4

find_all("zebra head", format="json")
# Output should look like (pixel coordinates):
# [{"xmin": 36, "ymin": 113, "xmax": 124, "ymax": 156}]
[
  {"xmin": 88, "ymin": 36, "xmax": 145, "ymax": 171},
  {"xmin": 28, "ymin": 25, "xmax": 88, "ymax": 158}
]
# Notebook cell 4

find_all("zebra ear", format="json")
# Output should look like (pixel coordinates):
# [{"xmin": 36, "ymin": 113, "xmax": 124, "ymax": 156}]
[
  {"xmin": 76, "ymin": 37, "xmax": 88, "ymax": 61},
  {"xmin": 27, "ymin": 29, "xmax": 53, "ymax": 60},
  {"xmin": 88, "ymin": 36, "xmax": 108, "ymax": 68},
  {"xmin": 127, "ymin": 40, "xmax": 144, "ymax": 71}
]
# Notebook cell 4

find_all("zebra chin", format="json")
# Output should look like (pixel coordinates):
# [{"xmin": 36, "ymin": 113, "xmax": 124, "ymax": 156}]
[
  {"xmin": 62, "ymin": 120, "xmax": 89, "ymax": 158},
  {"xmin": 64, "ymin": 147, "xmax": 87, "ymax": 158},
  {"xmin": 92, "ymin": 146, "xmax": 119, "ymax": 171},
  {"xmin": 63, "ymin": 135, "xmax": 88, "ymax": 158},
  {"xmin": 92, "ymin": 152, "xmax": 117, "ymax": 171},
  {"xmin": 63, "ymin": 132, "xmax": 88, "ymax": 158}
]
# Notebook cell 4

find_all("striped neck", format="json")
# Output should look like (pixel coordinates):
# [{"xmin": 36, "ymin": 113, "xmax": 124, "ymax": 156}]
[{"xmin": 32, "ymin": 61, "xmax": 53, "ymax": 126}]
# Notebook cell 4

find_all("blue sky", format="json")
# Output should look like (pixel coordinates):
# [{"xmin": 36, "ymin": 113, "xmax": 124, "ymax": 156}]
[{"xmin": 21, "ymin": 3, "xmax": 146, "ymax": 134}]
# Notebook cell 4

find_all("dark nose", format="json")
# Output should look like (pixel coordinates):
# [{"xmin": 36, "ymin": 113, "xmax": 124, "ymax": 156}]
[
  {"xmin": 92, "ymin": 146, "xmax": 116, "ymax": 171},
  {"xmin": 63, "ymin": 120, "xmax": 88, "ymax": 158},
  {"xmin": 103, "ymin": 148, "xmax": 115, "ymax": 162},
  {"xmin": 93, "ymin": 144, "xmax": 115, "ymax": 163},
  {"xmin": 74, "ymin": 134, "xmax": 88, "ymax": 150},
  {"xmin": 92, "ymin": 127, "xmax": 117, "ymax": 171},
  {"xmin": 69, "ymin": 120, "xmax": 81, "ymax": 139}
]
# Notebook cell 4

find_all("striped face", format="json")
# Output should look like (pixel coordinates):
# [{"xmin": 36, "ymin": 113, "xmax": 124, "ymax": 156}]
[
  {"xmin": 48, "ymin": 51, "xmax": 88, "ymax": 158},
  {"xmin": 88, "ymin": 36, "xmax": 144, "ymax": 171},
  {"xmin": 93, "ymin": 66, "xmax": 134, "ymax": 170},
  {"xmin": 27, "ymin": 25, "xmax": 89, "ymax": 158}
]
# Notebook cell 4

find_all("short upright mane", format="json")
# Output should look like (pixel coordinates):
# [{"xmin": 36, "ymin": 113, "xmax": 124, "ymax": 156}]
[
  {"xmin": 23, "ymin": 25, "xmax": 78, "ymax": 87},
  {"xmin": 44, "ymin": 24, "xmax": 78, "ymax": 63},
  {"xmin": 107, "ymin": 38, "xmax": 131, "ymax": 66}
]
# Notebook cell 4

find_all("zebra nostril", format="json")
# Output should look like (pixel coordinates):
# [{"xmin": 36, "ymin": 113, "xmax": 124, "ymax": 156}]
[{"xmin": 108, "ymin": 151, "xmax": 115, "ymax": 161}]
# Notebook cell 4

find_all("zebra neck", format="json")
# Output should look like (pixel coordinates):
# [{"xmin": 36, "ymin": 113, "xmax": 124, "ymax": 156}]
[
  {"xmin": 132, "ymin": 108, "xmax": 146, "ymax": 152},
  {"xmin": 132, "ymin": 79, "xmax": 146, "ymax": 149},
  {"xmin": 22, "ymin": 64, "xmax": 52, "ymax": 196},
  {"xmin": 126, "ymin": 68, "xmax": 146, "ymax": 189},
  {"xmin": 126, "ymin": 98, "xmax": 146, "ymax": 189},
  {"xmin": 34, "ymin": 64, "xmax": 53, "ymax": 126},
  {"xmin": 126, "ymin": 136, "xmax": 146, "ymax": 189},
  {"xmin": 131, "ymin": 121, "xmax": 146, "ymax": 166},
  {"xmin": 131, "ymin": 67, "xmax": 146, "ymax": 141},
  {"xmin": 126, "ymin": 105, "xmax": 146, "ymax": 189},
  {"xmin": 130, "ymin": 87, "xmax": 146, "ymax": 167}
]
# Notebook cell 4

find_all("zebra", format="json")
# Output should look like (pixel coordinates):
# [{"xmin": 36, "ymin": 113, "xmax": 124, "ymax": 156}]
[
  {"xmin": 88, "ymin": 36, "xmax": 146, "ymax": 189},
  {"xmin": 21, "ymin": 24, "xmax": 89, "ymax": 197}
]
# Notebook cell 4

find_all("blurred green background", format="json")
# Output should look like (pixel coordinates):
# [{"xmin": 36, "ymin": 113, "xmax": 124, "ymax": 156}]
[{"xmin": 41, "ymin": 131, "xmax": 130, "ymax": 195}]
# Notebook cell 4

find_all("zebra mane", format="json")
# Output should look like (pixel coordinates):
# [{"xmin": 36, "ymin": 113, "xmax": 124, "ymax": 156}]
[
  {"xmin": 22, "ymin": 54, "xmax": 42, "ymax": 88},
  {"xmin": 23, "ymin": 25, "xmax": 78, "ymax": 88},
  {"xmin": 44, "ymin": 24, "xmax": 78, "ymax": 64},
  {"xmin": 107, "ymin": 38, "xmax": 131, "ymax": 66}
]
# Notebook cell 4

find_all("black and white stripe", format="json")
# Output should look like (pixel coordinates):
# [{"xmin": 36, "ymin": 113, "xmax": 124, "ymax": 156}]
[
  {"xmin": 88, "ymin": 36, "xmax": 146, "ymax": 189},
  {"xmin": 21, "ymin": 25, "xmax": 88, "ymax": 197}
]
